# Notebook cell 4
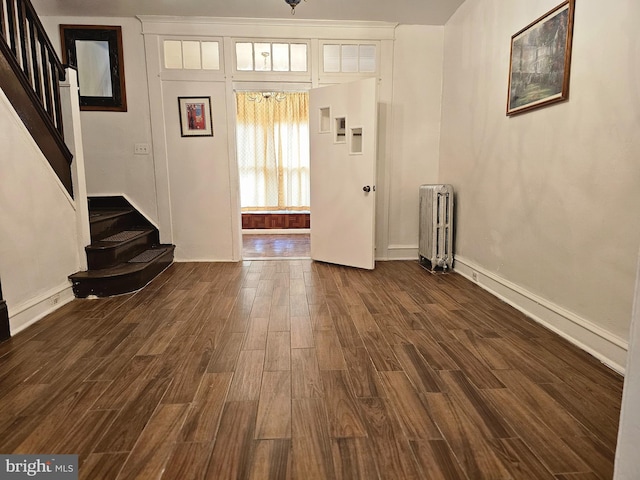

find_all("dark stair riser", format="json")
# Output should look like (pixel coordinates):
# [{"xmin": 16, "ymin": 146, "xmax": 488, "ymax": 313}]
[
  {"xmin": 71, "ymin": 246, "xmax": 174, "ymax": 298},
  {"xmin": 89, "ymin": 210, "xmax": 148, "ymax": 241},
  {"xmin": 88, "ymin": 196, "xmax": 136, "ymax": 210},
  {"xmin": 70, "ymin": 196, "xmax": 175, "ymax": 298},
  {"xmin": 86, "ymin": 229, "xmax": 160, "ymax": 270}
]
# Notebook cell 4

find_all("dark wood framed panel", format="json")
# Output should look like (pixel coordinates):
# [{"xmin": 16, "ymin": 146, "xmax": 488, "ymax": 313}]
[
  {"xmin": 242, "ymin": 213, "xmax": 310, "ymax": 229},
  {"xmin": 60, "ymin": 24, "xmax": 127, "ymax": 112}
]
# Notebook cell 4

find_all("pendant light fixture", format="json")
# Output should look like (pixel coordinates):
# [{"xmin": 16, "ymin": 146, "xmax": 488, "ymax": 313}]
[{"xmin": 284, "ymin": 0, "xmax": 303, "ymax": 15}]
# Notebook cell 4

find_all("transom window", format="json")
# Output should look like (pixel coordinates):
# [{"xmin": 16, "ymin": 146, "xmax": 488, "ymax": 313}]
[
  {"xmin": 235, "ymin": 42, "xmax": 308, "ymax": 72},
  {"xmin": 322, "ymin": 43, "xmax": 377, "ymax": 73},
  {"xmin": 163, "ymin": 40, "xmax": 221, "ymax": 70}
]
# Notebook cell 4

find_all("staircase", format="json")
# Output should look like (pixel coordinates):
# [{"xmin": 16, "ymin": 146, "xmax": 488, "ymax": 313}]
[
  {"xmin": 69, "ymin": 197, "xmax": 175, "ymax": 298},
  {"xmin": 0, "ymin": 0, "xmax": 73, "ymax": 196}
]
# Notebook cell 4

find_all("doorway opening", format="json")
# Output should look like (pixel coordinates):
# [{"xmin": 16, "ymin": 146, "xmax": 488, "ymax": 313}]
[{"xmin": 235, "ymin": 90, "xmax": 311, "ymax": 259}]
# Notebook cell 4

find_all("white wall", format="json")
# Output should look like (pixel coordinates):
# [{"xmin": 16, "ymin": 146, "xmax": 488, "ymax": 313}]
[
  {"xmin": 440, "ymin": 0, "xmax": 640, "ymax": 369},
  {"xmin": 386, "ymin": 25, "xmax": 443, "ymax": 259},
  {"xmin": 615, "ymin": 252, "xmax": 640, "ymax": 479},
  {"xmin": 161, "ymin": 81, "xmax": 235, "ymax": 261},
  {"xmin": 41, "ymin": 17, "xmax": 159, "ymax": 225},
  {"xmin": 0, "ymin": 90, "xmax": 80, "ymax": 333},
  {"xmin": 42, "ymin": 15, "xmax": 447, "ymax": 263}
]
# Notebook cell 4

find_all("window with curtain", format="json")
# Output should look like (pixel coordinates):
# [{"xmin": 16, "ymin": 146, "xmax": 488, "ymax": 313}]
[{"xmin": 236, "ymin": 92, "xmax": 310, "ymax": 211}]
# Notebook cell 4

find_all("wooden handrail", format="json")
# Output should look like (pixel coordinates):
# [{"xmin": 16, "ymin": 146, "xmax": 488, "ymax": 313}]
[
  {"xmin": 0, "ymin": 0, "xmax": 66, "ymax": 136},
  {"xmin": 0, "ymin": 0, "xmax": 73, "ymax": 196}
]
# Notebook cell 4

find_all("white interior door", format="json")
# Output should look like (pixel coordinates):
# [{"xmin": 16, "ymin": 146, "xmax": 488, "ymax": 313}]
[{"xmin": 310, "ymin": 77, "xmax": 378, "ymax": 270}]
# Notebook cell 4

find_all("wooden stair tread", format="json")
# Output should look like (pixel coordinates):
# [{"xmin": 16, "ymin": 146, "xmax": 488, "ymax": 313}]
[
  {"xmin": 87, "ymin": 227, "xmax": 156, "ymax": 250},
  {"xmin": 89, "ymin": 208, "xmax": 135, "ymax": 223},
  {"xmin": 71, "ymin": 196, "xmax": 175, "ymax": 297},
  {"xmin": 70, "ymin": 245, "xmax": 174, "ymax": 280}
]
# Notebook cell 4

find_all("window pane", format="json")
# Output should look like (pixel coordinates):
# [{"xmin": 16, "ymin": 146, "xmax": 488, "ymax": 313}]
[
  {"xmin": 182, "ymin": 41, "xmax": 201, "ymax": 69},
  {"xmin": 163, "ymin": 40, "xmax": 183, "ymax": 69},
  {"xmin": 359, "ymin": 44, "xmax": 376, "ymax": 72},
  {"xmin": 236, "ymin": 42, "xmax": 253, "ymax": 71},
  {"xmin": 202, "ymin": 41, "xmax": 220, "ymax": 70},
  {"xmin": 290, "ymin": 44, "xmax": 307, "ymax": 72},
  {"xmin": 341, "ymin": 45, "xmax": 358, "ymax": 73},
  {"xmin": 272, "ymin": 43, "xmax": 290, "ymax": 71},
  {"xmin": 254, "ymin": 43, "xmax": 272, "ymax": 71},
  {"xmin": 76, "ymin": 40, "xmax": 112, "ymax": 96},
  {"xmin": 323, "ymin": 44, "xmax": 340, "ymax": 73}
]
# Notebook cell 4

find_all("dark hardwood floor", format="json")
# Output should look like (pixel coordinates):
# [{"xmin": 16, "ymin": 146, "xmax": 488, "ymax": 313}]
[{"xmin": 0, "ymin": 260, "xmax": 623, "ymax": 479}]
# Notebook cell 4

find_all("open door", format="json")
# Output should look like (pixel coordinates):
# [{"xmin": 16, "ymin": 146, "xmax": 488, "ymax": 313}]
[{"xmin": 309, "ymin": 77, "xmax": 378, "ymax": 270}]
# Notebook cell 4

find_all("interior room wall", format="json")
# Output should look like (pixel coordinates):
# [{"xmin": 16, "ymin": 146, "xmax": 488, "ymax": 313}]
[
  {"xmin": 0, "ymin": 90, "xmax": 80, "ymax": 333},
  {"xmin": 42, "ymin": 14, "xmax": 450, "ymax": 263},
  {"xmin": 440, "ymin": 0, "xmax": 640, "ymax": 369},
  {"xmin": 614, "ymin": 252, "xmax": 640, "ymax": 479},
  {"xmin": 41, "ymin": 16, "xmax": 159, "ymax": 225},
  {"xmin": 387, "ymin": 25, "xmax": 444, "ymax": 259},
  {"xmin": 161, "ymin": 81, "xmax": 235, "ymax": 261}
]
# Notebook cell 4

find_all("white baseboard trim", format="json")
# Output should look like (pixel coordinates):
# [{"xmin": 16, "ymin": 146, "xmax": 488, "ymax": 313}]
[
  {"xmin": 242, "ymin": 257, "xmax": 310, "ymax": 261},
  {"xmin": 173, "ymin": 256, "xmax": 235, "ymax": 262},
  {"xmin": 454, "ymin": 255, "xmax": 628, "ymax": 375},
  {"xmin": 380, "ymin": 244, "xmax": 419, "ymax": 261},
  {"xmin": 242, "ymin": 229, "xmax": 310, "ymax": 235},
  {"xmin": 9, "ymin": 282, "xmax": 75, "ymax": 336}
]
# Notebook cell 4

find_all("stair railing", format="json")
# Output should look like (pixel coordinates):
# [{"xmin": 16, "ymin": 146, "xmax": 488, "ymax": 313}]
[{"xmin": 0, "ymin": 0, "xmax": 73, "ymax": 195}]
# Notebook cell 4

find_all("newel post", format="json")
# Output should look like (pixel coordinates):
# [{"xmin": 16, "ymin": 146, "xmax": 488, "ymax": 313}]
[{"xmin": 60, "ymin": 67, "xmax": 90, "ymax": 270}]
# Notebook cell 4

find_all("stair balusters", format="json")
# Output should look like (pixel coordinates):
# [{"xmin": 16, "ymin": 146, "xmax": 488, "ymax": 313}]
[
  {"xmin": 0, "ymin": 0, "xmax": 66, "ymax": 137},
  {"xmin": 0, "ymin": 0, "xmax": 73, "ymax": 196}
]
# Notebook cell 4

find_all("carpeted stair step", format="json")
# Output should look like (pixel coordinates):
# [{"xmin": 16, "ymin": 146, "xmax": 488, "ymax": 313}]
[{"xmin": 89, "ymin": 208, "xmax": 139, "ymax": 241}]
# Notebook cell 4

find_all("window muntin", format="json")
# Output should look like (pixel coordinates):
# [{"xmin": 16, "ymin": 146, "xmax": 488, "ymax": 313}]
[
  {"xmin": 322, "ymin": 43, "xmax": 378, "ymax": 74},
  {"xmin": 233, "ymin": 41, "xmax": 308, "ymax": 73},
  {"xmin": 163, "ymin": 40, "xmax": 220, "ymax": 70}
]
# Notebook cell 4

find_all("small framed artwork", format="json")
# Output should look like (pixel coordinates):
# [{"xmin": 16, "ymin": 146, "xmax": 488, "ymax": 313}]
[
  {"xmin": 178, "ymin": 96, "xmax": 213, "ymax": 137},
  {"xmin": 506, "ymin": 0, "xmax": 575, "ymax": 116}
]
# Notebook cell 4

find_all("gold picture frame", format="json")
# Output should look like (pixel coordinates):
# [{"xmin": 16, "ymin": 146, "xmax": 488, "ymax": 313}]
[{"xmin": 506, "ymin": 0, "xmax": 576, "ymax": 116}]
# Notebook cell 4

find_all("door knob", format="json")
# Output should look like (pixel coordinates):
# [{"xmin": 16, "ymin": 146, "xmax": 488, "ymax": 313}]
[{"xmin": 363, "ymin": 186, "xmax": 371, "ymax": 193}]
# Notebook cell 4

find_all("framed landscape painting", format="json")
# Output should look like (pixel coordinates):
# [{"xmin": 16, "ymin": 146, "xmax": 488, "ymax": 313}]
[{"xmin": 506, "ymin": 0, "xmax": 576, "ymax": 116}]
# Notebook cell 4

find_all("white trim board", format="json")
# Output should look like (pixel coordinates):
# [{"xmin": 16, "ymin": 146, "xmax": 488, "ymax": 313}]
[
  {"xmin": 8, "ymin": 282, "xmax": 75, "ymax": 336},
  {"xmin": 139, "ymin": 16, "xmax": 397, "ymax": 40},
  {"xmin": 454, "ymin": 255, "xmax": 628, "ymax": 374},
  {"xmin": 381, "ymin": 244, "xmax": 418, "ymax": 261}
]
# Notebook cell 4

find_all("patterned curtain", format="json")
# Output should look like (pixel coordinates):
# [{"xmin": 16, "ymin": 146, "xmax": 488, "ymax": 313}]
[{"xmin": 236, "ymin": 92, "xmax": 310, "ymax": 211}]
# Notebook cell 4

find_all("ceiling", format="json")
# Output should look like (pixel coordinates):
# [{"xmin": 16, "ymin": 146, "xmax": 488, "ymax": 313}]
[{"xmin": 31, "ymin": 0, "xmax": 466, "ymax": 26}]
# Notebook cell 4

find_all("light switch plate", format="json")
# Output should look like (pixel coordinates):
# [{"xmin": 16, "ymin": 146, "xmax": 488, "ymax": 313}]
[{"xmin": 134, "ymin": 143, "xmax": 150, "ymax": 155}]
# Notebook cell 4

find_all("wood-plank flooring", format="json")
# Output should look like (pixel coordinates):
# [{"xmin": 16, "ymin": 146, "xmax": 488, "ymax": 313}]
[
  {"xmin": 0, "ymin": 260, "xmax": 623, "ymax": 479},
  {"xmin": 243, "ymin": 234, "xmax": 310, "ymax": 258}
]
